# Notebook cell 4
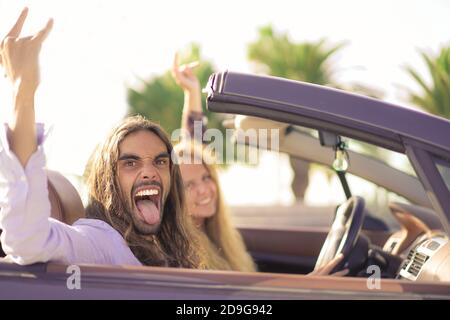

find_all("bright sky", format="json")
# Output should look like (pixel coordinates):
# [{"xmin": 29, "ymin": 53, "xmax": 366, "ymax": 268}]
[{"xmin": 0, "ymin": 0, "xmax": 449, "ymax": 205}]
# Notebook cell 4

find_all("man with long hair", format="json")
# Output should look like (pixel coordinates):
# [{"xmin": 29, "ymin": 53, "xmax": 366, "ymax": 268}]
[{"xmin": 0, "ymin": 8, "xmax": 204, "ymax": 268}]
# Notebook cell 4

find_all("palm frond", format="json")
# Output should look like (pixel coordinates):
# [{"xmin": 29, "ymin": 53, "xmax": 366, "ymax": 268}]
[{"xmin": 405, "ymin": 46, "xmax": 450, "ymax": 118}]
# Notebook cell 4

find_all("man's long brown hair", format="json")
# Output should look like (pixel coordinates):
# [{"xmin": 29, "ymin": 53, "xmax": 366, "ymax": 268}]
[{"xmin": 85, "ymin": 115, "xmax": 205, "ymax": 268}]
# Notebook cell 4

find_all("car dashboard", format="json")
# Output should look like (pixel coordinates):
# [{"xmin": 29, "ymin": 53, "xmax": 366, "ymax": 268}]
[
  {"xmin": 382, "ymin": 202, "xmax": 450, "ymax": 282},
  {"xmin": 396, "ymin": 234, "xmax": 449, "ymax": 282}
]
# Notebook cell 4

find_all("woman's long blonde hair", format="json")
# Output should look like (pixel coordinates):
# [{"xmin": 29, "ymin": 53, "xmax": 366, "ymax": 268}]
[{"xmin": 175, "ymin": 142, "xmax": 256, "ymax": 272}]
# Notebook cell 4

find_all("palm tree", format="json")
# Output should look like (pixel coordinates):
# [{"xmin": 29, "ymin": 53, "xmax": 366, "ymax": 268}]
[
  {"xmin": 404, "ymin": 46, "xmax": 450, "ymax": 119},
  {"xmin": 248, "ymin": 25, "xmax": 345, "ymax": 86},
  {"xmin": 127, "ymin": 43, "xmax": 234, "ymax": 164},
  {"xmin": 127, "ymin": 43, "xmax": 218, "ymax": 135},
  {"xmin": 248, "ymin": 25, "xmax": 348, "ymax": 200}
]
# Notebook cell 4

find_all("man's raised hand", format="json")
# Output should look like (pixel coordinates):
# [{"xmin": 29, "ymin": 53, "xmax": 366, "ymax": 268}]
[
  {"xmin": 0, "ymin": 8, "xmax": 53, "ymax": 168},
  {"xmin": 0, "ymin": 7, "xmax": 53, "ymax": 93}
]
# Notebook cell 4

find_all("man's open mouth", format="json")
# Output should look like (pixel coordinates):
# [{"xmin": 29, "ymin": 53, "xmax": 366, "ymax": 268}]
[{"xmin": 133, "ymin": 186, "xmax": 161, "ymax": 225}]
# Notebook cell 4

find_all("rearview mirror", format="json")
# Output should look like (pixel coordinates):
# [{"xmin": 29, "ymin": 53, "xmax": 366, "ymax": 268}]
[
  {"xmin": 319, "ymin": 130, "xmax": 349, "ymax": 172},
  {"xmin": 319, "ymin": 130, "xmax": 341, "ymax": 148}
]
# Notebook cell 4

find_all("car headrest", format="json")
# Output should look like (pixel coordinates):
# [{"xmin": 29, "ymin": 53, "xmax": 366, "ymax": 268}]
[{"xmin": 47, "ymin": 170, "xmax": 85, "ymax": 225}]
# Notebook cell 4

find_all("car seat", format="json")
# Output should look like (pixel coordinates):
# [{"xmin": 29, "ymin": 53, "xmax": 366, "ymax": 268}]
[{"xmin": 0, "ymin": 170, "xmax": 85, "ymax": 257}]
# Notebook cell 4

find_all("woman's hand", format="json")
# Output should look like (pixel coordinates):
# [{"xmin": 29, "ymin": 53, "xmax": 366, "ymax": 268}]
[
  {"xmin": 1, "ymin": 7, "xmax": 53, "ymax": 94},
  {"xmin": 308, "ymin": 254, "xmax": 349, "ymax": 276},
  {"xmin": 171, "ymin": 52, "xmax": 201, "ymax": 94},
  {"xmin": 172, "ymin": 52, "xmax": 202, "ymax": 118}
]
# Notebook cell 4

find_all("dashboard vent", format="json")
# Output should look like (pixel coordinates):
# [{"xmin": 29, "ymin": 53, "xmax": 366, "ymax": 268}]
[
  {"xmin": 407, "ymin": 250, "xmax": 414, "ymax": 260},
  {"xmin": 401, "ymin": 250, "xmax": 415, "ymax": 270},
  {"xmin": 398, "ymin": 235, "xmax": 447, "ymax": 281},
  {"xmin": 408, "ymin": 252, "xmax": 429, "ymax": 276}
]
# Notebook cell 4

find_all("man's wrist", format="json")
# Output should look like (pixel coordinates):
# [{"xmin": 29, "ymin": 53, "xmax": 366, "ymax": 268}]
[{"xmin": 13, "ymin": 84, "xmax": 36, "ymax": 110}]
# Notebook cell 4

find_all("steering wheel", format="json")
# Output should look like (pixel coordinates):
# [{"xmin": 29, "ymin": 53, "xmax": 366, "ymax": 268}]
[{"xmin": 314, "ymin": 196, "xmax": 366, "ymax": 273}]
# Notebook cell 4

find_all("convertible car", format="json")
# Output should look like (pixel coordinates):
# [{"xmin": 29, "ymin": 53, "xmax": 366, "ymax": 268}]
[{"xmin": 0, "ymin": 71, "xmax": 449, "ymax": 299}]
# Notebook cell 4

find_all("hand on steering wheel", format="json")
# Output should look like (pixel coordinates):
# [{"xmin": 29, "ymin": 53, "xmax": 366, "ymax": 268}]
[
  {"xmin": 313, "ymin": 196, "xmax": 366, "ymax": 275},
  {"xmin": 308, "ymin": 253, "xmax": 349, "ymax": 276}
]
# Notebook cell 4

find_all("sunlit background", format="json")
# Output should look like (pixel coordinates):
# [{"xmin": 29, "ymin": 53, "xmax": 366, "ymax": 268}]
[{"xmin": 0, "ymin": 0, "xmax": 449, "ymax": 213}]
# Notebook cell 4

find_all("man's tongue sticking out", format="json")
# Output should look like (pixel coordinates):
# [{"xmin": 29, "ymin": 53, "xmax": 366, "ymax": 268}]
[{"xmin": 137, "ymin": 199, "xmax": 160, "ymax": 225}]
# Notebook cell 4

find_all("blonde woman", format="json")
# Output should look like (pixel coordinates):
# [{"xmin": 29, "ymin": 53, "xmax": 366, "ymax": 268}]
[{"xmin": 172, "ymin": 54, "xmax": 256, "ymax": 272}]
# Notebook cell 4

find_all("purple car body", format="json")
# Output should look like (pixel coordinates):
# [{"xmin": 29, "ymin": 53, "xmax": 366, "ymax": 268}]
[{"xmin": 206, "ymin": 71, "xmax": 450, "ymax": 233}]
